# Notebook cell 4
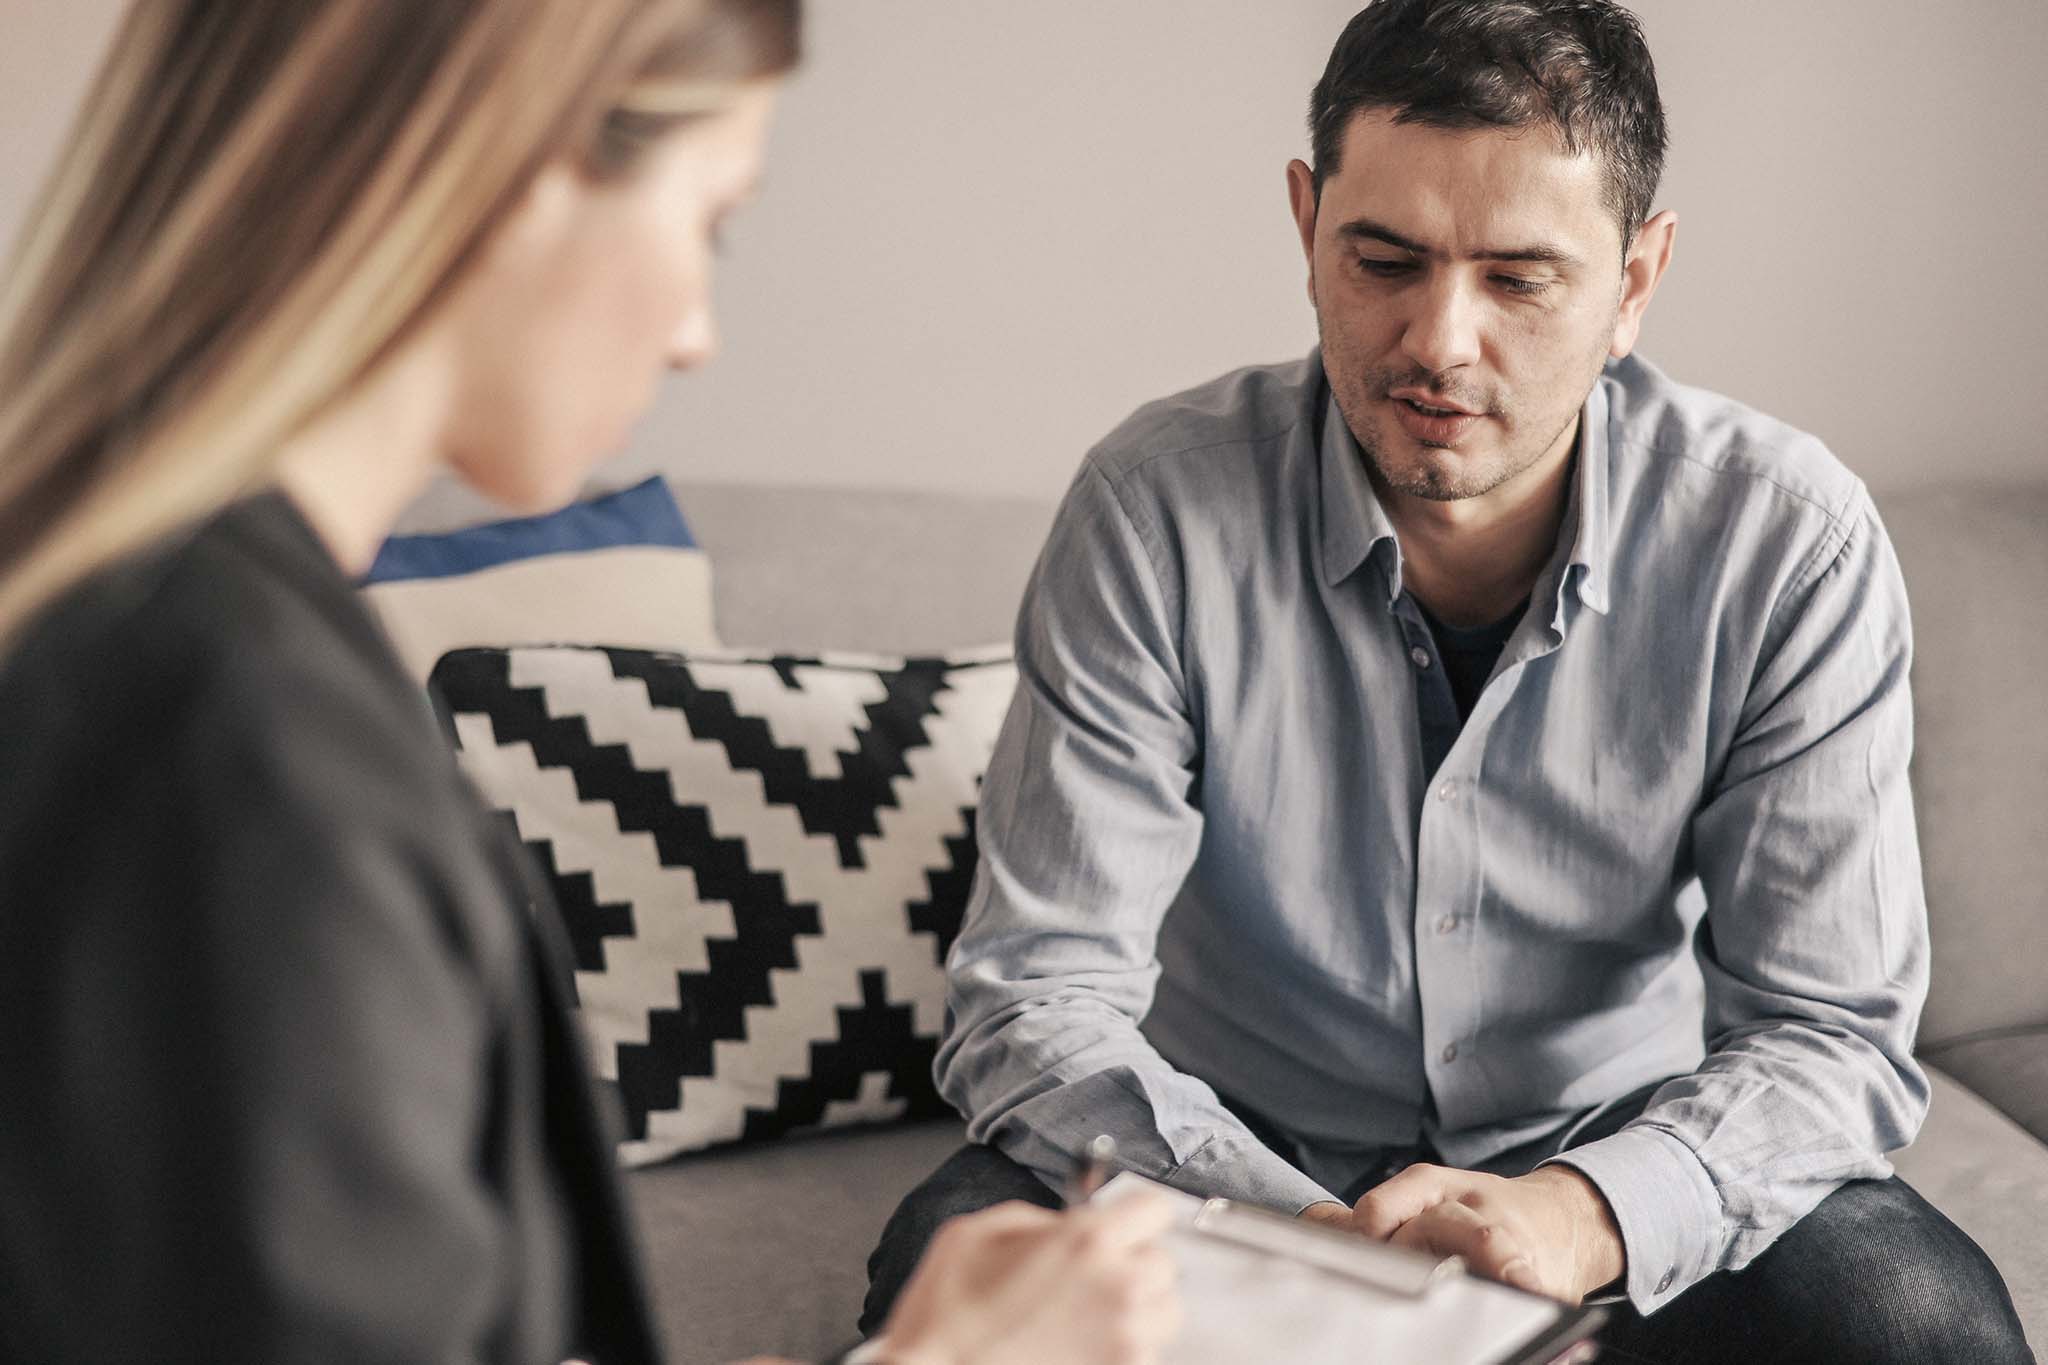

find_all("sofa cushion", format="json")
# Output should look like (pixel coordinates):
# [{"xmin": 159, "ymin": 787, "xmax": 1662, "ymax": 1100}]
[
  {"xmin": 627, "ymin": 1118, "xmax": 967, "ymax": 1365},
  {"xmin": 1877, "ymin": 482, "xmax": 2048, "ymax": 1046},
  {"xmin": 364, "ymin": 477, "xmax": 719, "ymax": 680},
  {"xmin": 670, "ymin": 481, "xmax": 1058, "ymax": 654},
  {"xmin": 1890, "ymin": 1064, "xmax": 2048, "ymax": 1353},
  {"xmin": 623, "ymin": 1069, "xmax": 2048, "ymax": 1365},
  {"xmin": 1920, "ymin": 1030, "xmax": 2048, "ymax": 1148},
  {"xmin": 432, "ymin": 644, "xmax": 1015, "ymax": 1165}
]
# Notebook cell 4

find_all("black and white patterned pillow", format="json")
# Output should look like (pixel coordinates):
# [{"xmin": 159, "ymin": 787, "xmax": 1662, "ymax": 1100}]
[{"xmin": 429, "ymin": 644, "xmax": 1015, "ymax": 1165}]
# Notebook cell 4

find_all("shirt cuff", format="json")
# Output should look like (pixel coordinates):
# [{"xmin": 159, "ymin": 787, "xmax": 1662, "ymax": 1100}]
[
  {"xmin": 1540, "ymin": 1125, "xmax": 1722, "ymax": 1315},
  {"xmin": 1163, "ymin": 1131, "xmax": 1339, "ymax": 1216}
]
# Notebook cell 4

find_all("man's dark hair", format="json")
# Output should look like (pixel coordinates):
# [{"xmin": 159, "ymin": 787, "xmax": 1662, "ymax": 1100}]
[{"xmin": 1310, "ymin": 0, "xmax": 1668, "ymax": 244}]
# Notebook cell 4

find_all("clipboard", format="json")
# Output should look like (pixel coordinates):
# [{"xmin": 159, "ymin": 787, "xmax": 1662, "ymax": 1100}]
[{"xmin": 1090, "ymin": 1171, "xmax": 1607, "ymax": 1365}]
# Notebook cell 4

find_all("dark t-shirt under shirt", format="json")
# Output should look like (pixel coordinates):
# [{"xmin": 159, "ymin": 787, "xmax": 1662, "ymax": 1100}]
[{"xmin": 1416, "ymin": 595, "xmax": 1528, "ymax": 723}]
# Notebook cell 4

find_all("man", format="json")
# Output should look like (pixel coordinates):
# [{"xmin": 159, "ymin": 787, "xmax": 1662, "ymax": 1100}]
[{"xmin": 863, "ymin": 2, "xmax": 2031, "ymax": 1360}]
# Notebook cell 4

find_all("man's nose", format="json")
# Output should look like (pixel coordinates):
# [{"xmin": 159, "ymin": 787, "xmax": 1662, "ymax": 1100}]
[{"xmin": 1400, "ymin": 274, "xmax": 1482, "ymax": 374}]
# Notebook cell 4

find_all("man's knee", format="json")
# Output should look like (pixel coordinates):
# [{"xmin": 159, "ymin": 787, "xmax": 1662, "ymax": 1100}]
[
  {"xmin": 1604, "ymin": 1178, "xmax": 2032, "ymax": 1365},
  {"xmin": 1784, "ymin": 1178, "xmax": 2033, "ymax": 1363},
  {"xmin": 1722, "ymin": 1178, "xmax": 2029, "ymax": 1364},
  {"xmin": 858, "ymin": 1142, "xmax": 1058, "ymax": 1339}
]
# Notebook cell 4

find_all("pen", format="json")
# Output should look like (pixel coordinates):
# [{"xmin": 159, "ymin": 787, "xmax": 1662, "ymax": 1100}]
[{"xmin": 1065, "ymin": 1133, "xmax": 1119, "ymax": 1206}]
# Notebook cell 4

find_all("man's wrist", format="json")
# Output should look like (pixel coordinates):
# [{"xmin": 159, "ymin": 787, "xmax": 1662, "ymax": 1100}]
[{"xmin": 1524, "ymin": 1165, "xmax": 1625, "ymax": 1296}]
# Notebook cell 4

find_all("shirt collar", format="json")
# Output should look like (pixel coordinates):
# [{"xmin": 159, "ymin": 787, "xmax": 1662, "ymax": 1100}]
[
  {"xmin": 1317, "ymin": 386, "xmax": 1403, "ymax": 600},
  {"xmin": 1315, "ymin": 360, "xmax": 1614, "ymax": 618},
  {"xmin": 1564, "ymin": 372, "xmax": 1613, "ymax": 615}
]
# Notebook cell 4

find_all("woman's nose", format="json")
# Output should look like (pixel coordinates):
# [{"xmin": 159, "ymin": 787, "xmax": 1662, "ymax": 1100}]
[{"xmin": 667, "ymin": 304, "xmax": 718, "ymax": 372}]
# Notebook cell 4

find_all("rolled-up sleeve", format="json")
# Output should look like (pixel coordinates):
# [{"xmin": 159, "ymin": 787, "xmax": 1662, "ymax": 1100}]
[
  {"xmin": 934, "ymin": 457, "xmax": 1337, "ymax": 1215},
  {"xmin": 1546, "ymin": 487, "xmax": 1930, "ymax": 1314}
]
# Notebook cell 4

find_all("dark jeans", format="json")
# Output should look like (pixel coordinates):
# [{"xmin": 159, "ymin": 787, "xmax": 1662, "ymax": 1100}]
[{"xmin": 861, "ymin": 1089, "xmax": 2033, "ymax": 1363}]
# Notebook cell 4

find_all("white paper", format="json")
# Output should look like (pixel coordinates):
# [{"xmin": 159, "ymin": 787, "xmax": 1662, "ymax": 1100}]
[{"xmin": 1096, "ymin": 1173, "xmax": 1568, "ymax": 1365}]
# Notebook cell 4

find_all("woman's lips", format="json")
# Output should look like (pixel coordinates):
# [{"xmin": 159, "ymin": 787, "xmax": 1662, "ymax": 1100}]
[{"xmin": 1390, "ymin": 395, "xmax": 1484, "ymax": 446}]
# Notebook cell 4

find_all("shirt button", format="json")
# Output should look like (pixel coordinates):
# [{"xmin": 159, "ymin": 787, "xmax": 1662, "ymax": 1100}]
[
  {"xmin": 1435, "ymin": 914, "xmax": 1458, "ymax": 934},
  {"xmin": 1436, "ymin": 779, "xmax": 1459, "ymax": 803},
  {"xmin": 1441, "ymin": 1042, "xmax": 1459, "ymax": 1063},
  {"xmin": 1657, "ymin": 1269, "xmax": 1675, "ymax": 1294},
  {"xmin": 1410, "ymin": 646, "xmax": 1432, "ymax": 669}
]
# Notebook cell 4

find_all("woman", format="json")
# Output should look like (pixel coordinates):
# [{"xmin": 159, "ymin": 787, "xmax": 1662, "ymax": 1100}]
[{"xmin": 0, "ymin": 3, "xmax": 1179, "ymax": 1362}]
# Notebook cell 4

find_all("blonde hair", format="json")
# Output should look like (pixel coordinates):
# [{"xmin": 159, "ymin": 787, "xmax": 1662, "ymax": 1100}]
[{"xmin": 0, "ymin": 0, "xmax": 798, "ymax": 646}]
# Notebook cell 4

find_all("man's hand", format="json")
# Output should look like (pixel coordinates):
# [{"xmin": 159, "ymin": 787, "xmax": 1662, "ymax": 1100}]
[
  {"xmin": 1298, "ymin": 1201, "xmax": 1355, "ymax": 1232},
  {"xmin": 1318, "ymin": 1165, "xmax": 1625, "ymax": 1304}
]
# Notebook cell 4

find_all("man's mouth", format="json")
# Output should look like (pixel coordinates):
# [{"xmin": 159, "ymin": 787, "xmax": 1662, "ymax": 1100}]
[
  {"xmin": 1390, "ymin": 389, "xmax": 1481, "ymax": 417},
  {"xmin": 1387, "ymin": 392, "xmax": 1485, "ymax": 445}
]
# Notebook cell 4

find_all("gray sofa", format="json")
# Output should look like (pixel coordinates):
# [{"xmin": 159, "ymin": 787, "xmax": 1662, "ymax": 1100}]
[{"xmin": 618, "ymin": 479, "xmax": 2048, "ymax": 1364}]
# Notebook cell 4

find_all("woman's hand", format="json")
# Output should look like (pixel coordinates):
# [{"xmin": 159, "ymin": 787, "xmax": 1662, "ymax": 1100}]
[{"xmin": 876, "ymin": 1193, "xmax": 1183, "ymax": 1365}]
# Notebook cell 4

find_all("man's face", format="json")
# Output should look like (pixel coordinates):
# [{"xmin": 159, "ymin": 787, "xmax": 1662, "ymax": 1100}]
[{"xmin": 1289, "ymin": 110, "xmax": 1644, "ymax": 503}]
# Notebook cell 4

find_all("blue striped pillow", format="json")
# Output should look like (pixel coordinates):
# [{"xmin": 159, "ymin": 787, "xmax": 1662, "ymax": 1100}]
[{"xmin": 361, "ymin": 477, "xmax": 721, "ymax": 681}]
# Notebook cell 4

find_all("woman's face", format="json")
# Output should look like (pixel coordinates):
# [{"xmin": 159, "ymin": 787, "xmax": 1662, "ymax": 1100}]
[{"xmin": 442, "ymin": 81, "xmax": 780, "ymax": 511}]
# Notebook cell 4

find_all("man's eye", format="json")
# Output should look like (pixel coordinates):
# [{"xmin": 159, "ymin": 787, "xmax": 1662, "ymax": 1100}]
[
  {"xmin": 1357, "ymin": 257, "xmax": 1414, "ymax": 279},
  {"xmin": 1493, "ymin": 274, "xmax": 1547, "ymax": 296}
]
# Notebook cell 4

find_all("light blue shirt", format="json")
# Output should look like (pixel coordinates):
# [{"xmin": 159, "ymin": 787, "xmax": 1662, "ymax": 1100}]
[{"xmin": 936, "ymin": 350, "xmax": 1930, "ymax": 1314}]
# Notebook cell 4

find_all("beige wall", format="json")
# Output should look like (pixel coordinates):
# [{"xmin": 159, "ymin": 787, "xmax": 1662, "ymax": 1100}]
[
  {"xmin": 5, "ymin": 1, "xmax": 2043, "ymax": 502},
  {"xmin": 0, "ymin": 2, "xmax": 120, "ymax": 257}
]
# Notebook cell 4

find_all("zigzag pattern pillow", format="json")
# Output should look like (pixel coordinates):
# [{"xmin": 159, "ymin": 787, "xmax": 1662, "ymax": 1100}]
[{"xmin": 430, "ymin": 644, "xmax": 1015, "ymax": 1165}]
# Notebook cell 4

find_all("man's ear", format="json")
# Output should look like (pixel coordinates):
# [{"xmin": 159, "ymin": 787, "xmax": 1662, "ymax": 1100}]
[
  {"xmin": 1611, "ymin": 209, "xmax": 1677, "ymax": 359},
  {"xmin": 1286, "ymin": 159, "xmax": 1319, "ymax": 307}
]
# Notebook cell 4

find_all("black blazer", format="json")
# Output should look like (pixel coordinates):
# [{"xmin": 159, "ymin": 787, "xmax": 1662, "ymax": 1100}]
[{"xmin": 0, "ymin": 495, "xmax": 662, "ymax": 1364}]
